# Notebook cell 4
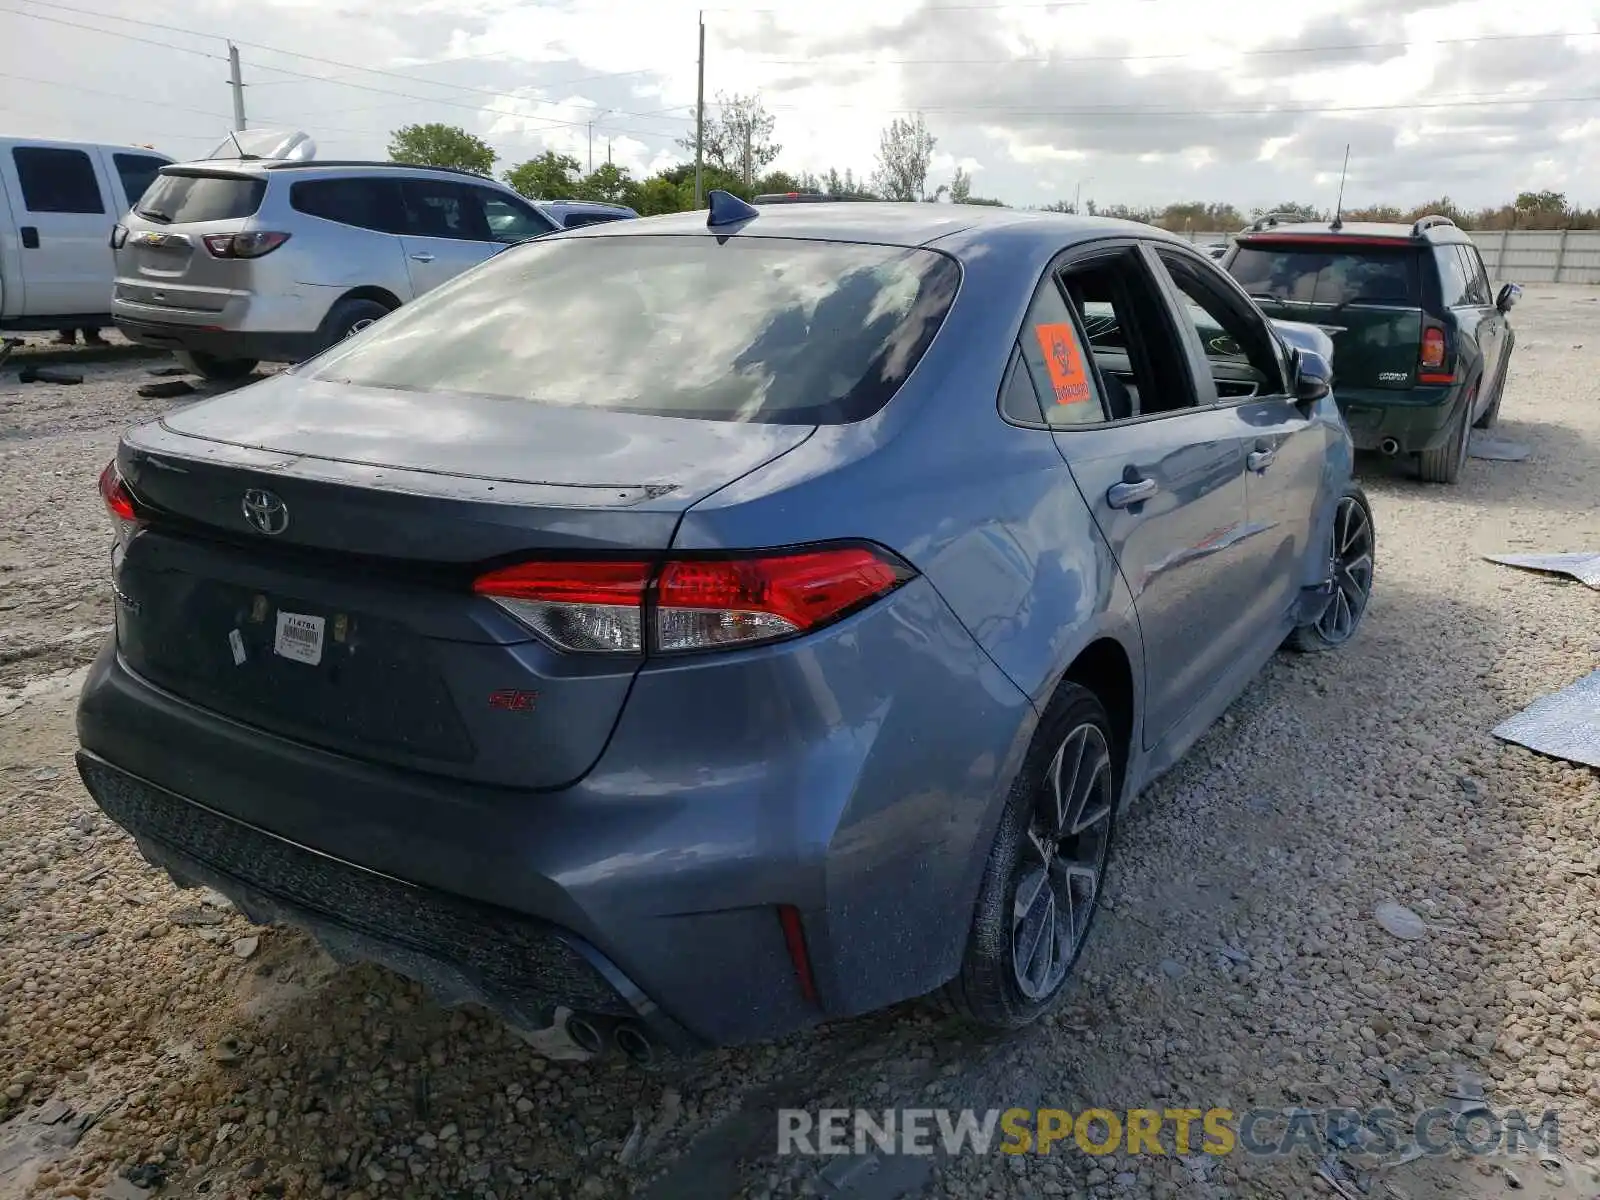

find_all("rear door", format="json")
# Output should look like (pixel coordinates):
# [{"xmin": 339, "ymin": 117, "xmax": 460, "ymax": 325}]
[
  {"xmin": 0, "ymin": 144, "xmax": 113, "ymax": 316},
  {"xmin": 1447, "ymin": 242, "xmax": 1504, "ymax": 405},
  {"xmin": 1226, "ymin": 236, "xmax": 1424, "ymax": 389},
  {"xmin": 1150, "ymin": 243, "xmax": 1328, "ymax": 633},
  {"xmin": 1039, "ymin": 241, "xmax": 1259, "ymax": 747},
  {"xmin": 397, "ymin": 178, "xmax": 498, "ymax": 294}
]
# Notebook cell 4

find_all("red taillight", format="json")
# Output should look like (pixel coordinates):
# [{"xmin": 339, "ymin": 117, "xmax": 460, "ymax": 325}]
[
  {"xmin": 98, "ymin": 460, "xmax": 136, "ymax": 523},
  {"xmin": 1419, "ymin": 326, "xmax": 1447, "ymax": 370},
  {"xmin": 202, "ymin": 231, "xmax": 290, "ymax": 259},
  {"xmin": 657, "ymin": 547, "xmax": 908, "ymax": 651},
  {"xmin": 471, "ymin": 545, "xmax": 914, "ymax": 655}
]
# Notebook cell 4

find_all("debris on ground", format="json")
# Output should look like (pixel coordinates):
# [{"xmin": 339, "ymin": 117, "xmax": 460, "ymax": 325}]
[
  {"xmin": 17, "ymin": 366, "xmax": 85, "ymax": 385},
  {"xmin": 1484, "ymin": 551, "xmax": 1600, "ymax": 589},
  {"xmin": 1492, "ymin": 668, "xmax": 1600, "ymax": 768},
  {"xmin": 1468, "ymin": 435, "xmax": 1532, "ymax": 461},
  {"xmin": 1373, "ymin": 901, "xmax": 1428, "ymax": 941},
  {"xmin": 136, "ymin": 379, "xmax": 195, "ymax": 399},
  {"xmin": 146, "ymin": 365, "xmax": 190, "ymax": 377}
]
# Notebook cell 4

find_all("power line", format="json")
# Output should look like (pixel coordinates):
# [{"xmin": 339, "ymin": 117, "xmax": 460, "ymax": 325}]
[
  {"xmin": 756, "ymin": 92, "xmax": 1600, "ymax": 117},
  {"xmin": 739, "ymin": 28, "xmax": 1600, "ymax": 66},
  {"xmin": 12, "ymin": 0, "xmax": 678, "ymax": 110},
  {"xmin": 240, "ymin": 60, "xmax": 688, "ymax": 139},
  {"xmin": 0, "ymin": 71, "xmax": 229, "ymax": 118},
  {"xmin": 0, "ymin": 5, "xmax": 224, "ymax": 59}
]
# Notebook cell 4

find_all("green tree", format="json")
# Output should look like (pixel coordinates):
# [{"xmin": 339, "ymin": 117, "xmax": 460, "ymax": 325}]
[
  {"xmin": 630, "ymin": 175, "xmax": 690, "ymax": 215},
  {"xmin": 504, "ymin": 151, "xmax": 582, "ymax": 200},
  {"xmin": 574, "ymin": 162, "xmax": 634, "ymax": 205},
  {"xmin": 388, "ymin": 123, "xmax": 496, "ymax": 175},
  {"xmin": 949, "ymin": 166, "xmax": 971, "ymax": 204},
  {"xmin": 755, "ymin": 169, "xmax": 803, "ymax": 196},
  {"xmin": 1514, "ymin": 189, "xmax": 1567, "ymax": 216},
  {"xmin": 872, "ymin": 114, "xmax": 937, "ymax": 202},
  {"xmin": 677, "ymin": 92, "xmax": 782, "ymax": 185},
  {"xmin": 799, "ymin": 168, "xmax": 876, "ymax": 199}
]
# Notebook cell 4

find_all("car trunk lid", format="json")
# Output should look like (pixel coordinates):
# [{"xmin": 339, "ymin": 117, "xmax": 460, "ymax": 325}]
[
  {"xmin": 111, "ymin": 373, "xmax": 813, "ymax": 787},
  {"xmin": 116, "ymin": 169, "xmax": 268, "ymax": 314}
]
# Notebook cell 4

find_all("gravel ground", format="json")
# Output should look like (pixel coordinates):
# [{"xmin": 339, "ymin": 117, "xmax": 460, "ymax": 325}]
[{"xmin": 2, "ymin": 290, "xmax": 1599, "ymax": 1200}]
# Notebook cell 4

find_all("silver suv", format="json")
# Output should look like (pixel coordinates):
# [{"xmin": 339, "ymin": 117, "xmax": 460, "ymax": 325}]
[{"xmin": 111, "ymin": 160, "xmax": 636, "ymax": 380}]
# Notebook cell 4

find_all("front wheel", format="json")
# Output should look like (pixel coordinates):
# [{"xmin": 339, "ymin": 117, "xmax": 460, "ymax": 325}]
[
  {"xmin": 175, "ymin": 350, "xmax": 258, "ymax": 382},
  {"xmin": 1289, "ymin": 486, "xmax": 1375, "ymax": 653},
  {"xmin": 316, "ymin": 298, "xmax": 394, "ymax": 355},
  {"xmin": 942, "ymin": 683, "xmax": 1119, "ymax": 1029}
]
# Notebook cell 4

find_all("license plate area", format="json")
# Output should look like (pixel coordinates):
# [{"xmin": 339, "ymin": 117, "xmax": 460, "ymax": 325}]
[{"xmin": 120, "ymin": 572, "xmax": 474, "ymax": 763}]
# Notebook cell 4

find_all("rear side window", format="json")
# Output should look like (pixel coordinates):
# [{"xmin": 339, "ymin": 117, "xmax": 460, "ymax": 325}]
[
  {"xmin": 136, "ymin": 172, "xmax": 266, "ymax": 223},
  {"xmin": 473, "ymin": 189, "xmax": 555, "ymax": 243},
  {"xmin": 290, "ymin": 178, "xmax": 404, "ymax": 233},
  {"xmin": 12, "ymin": 147, "xmax": 104, "ymax": 214},
  {"xmin": 1228, "ymin": 244, "xmax": 1420, "ymax": 306},
  {"xmin": 1016, "ymin": 274, "xmax": 1105, "ymax": 426},
  {"xmin": 112, "ymin": 153, "xmax": 168, "ymax": 209},
  {"xmin": 1458, "ymin": 245, "xmax": 1492, "ymax": 305},
  {"xmin": 1434, "ymin": 245, "xmax": 1471, "ymax": 307},
  {"xmin": 312, "ymin": 235, "xmax": 961, "ymax": 425},
  {"xmin": 400, "ymin": 180, "xmax": 490, "ymax": 241}
]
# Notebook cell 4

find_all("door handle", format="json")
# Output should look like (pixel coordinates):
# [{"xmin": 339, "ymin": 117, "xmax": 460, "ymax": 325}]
[
  {"xmin": 20, "ymin": 226, "xmax": 39, "ymax": 249},
  {"xmin": 409, "ymin": 252, "xmax": 436, "ymax": 263},
  {"xmin": 1107, "ymin": 477, "xmax": 1158, "ymax": 509},
  {"xmin": 1247, "ymin": 448, "xmax": 1276, "ymax": 472}
]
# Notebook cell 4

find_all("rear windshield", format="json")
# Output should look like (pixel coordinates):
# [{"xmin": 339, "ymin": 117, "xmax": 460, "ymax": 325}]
[
  {"xmin": 135, "ymin": 172, "xmax": 266, "ymax": 224},
  {"xmin": 309, "ymin": 235, "xmax": 961, "ymax": 424},
  {"xmin": 1228, "ymin": 244, "xmax": 1420, "ymax": 307}
]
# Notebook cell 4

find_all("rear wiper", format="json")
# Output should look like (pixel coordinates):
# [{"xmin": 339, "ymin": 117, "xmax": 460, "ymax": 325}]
[{"xmin": 137, "ymin": 209, "xmax": 173, "ymax": 224}]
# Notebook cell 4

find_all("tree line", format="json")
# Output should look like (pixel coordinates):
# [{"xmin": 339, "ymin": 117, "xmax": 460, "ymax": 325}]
[{"xmin": 386, "ymin": 117, "xmax": 1596, "ymax": 230}]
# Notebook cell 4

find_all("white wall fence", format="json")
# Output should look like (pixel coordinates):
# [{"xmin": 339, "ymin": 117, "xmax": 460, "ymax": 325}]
[{"xmin": 1177, "ymin": 229, "xmax": 1600, "ymax": 285}]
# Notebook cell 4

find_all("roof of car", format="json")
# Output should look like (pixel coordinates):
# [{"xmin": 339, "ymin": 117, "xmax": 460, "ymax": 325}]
[
  {"xmin": 563, "ymin": 201, "xmax": 1183, "ymax": 250},
  {"xmin": 163, "ymin": 159, "xmax": 506, "ymax": 182}
]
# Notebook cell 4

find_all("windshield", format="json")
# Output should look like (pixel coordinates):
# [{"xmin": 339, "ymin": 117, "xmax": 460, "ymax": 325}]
[
  {"xmin": 1228, "ymin": 245, "xmax": 1420, "ymax": 307},
  {"xmin": 136, "ymin": 172, "xmax": 266, "ymax": 223},
  {"xmin": 309, "ymin": 235, "xmax": 961, "ymax": 424}
]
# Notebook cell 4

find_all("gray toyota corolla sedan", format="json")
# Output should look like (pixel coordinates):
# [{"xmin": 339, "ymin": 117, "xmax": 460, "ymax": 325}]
[{"xmin": 78, "ymin": 194, "xmax": 1373, "ymax": 1060}]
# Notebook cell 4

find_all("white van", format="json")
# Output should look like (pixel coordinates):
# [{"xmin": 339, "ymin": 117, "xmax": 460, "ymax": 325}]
[{"xmin": 0, "ymin": 136, "xmax": 174, "ymax": 332}]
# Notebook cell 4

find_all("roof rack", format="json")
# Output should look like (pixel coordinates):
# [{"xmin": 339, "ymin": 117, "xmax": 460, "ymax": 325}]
[
  {"xmin": 259, "ymin": 160, "xmax": 492, "ymax": 179},
  {"xmin": 1244, "ymin": 211, "xmax": 1317, "ymax": 233},
  {"xmin": 1411, "ymin": 214, "xmax": 1456, "ymax": 236}
]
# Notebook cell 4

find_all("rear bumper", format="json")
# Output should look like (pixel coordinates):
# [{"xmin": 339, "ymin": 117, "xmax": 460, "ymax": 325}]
[
  {"xmin": 113, "ymin": 316, "xmax": 320, "ymax": 365},
  {"xmin": 1337, "ymin": 383, "xmax": 1466, "ymax": 454},
  {"xmin": 75, "ymin": 576, "xmax": 1033, "ymax": 1048}
]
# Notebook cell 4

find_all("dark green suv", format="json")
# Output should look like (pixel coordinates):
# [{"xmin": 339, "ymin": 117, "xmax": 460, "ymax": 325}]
[{"xmin": 1222, "ymin": 214, "xmax": 1521, "ymax": 484}]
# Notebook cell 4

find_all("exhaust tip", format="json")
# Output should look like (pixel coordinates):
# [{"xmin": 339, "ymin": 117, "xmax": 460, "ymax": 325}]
[
  {"xmin": 565, "ymin": 1014, "xmax": 605, "ymax": 1056},
  {"xmin": 1379, "ymin": 437, "xmax": 1400, "ymax": 456},
  {"xmin": 614, "ymin": 1023, "xmax": 656, "ymax": 1067}
]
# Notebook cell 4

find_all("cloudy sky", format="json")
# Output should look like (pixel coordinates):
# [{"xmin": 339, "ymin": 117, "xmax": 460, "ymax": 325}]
[{"xmin": 4, "ymin": 0, "xmax": 1598, "ymax": 213}]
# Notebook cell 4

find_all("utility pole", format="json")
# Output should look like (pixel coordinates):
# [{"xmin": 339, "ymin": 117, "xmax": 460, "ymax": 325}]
[
  {"xmin": 743, "ymin": 126, "xmax": 752, "ymax": 189},
  {"xmin": 694, "ymin": 11, "xmax": 706, "ymax": 208},
  {"xmin": 586, "ymin": 109, "xmax": 610, "ymax": 174},
  {"xmin": 607, "ymin": 139, "xmax": 612, "ymax": 166},
  {"xmin": 228, "ymin": 42, "xmax": 247, "ymax": 131}
]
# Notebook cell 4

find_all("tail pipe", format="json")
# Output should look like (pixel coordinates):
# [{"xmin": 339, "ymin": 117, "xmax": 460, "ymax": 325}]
[
  {"xmin": 563, "ymin": 1013, "xmax": 606, "ymax": 1056},
  {"xmin": 1378, "ymin": 437, "xmax": 1400, "ymax": 457},
  {"xmin": 614, "ymin": 1022, "xmax": 658, "ymax": 1067}
]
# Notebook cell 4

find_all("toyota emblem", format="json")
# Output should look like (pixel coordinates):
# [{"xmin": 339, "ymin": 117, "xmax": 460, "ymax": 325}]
[{"xmin": 241, "ymin": 488, "xmax": 290, "ymax": 536}]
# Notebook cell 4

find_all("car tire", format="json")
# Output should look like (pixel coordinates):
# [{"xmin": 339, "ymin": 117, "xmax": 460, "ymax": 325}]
[
  {"xmin": 1415, "ymin": 381, "xmax": 1476, "ymax": 485},
  {"xmin": 174, "ymin": 350, "xmax": 259, "ymax": 382},
  {"xmin": 941, "ymin": 681, "xmax": 1119, "ymax": 1029},
  {"xmin": 1473, "ymin": 336, "xmax": 1514, "ymax": 430},
  {"xmin": 318, "ymin": 298, "xmax": 393, "ymax": 354},
  {"xmin": 1288, "ymin": 485, "xmax": 1375, "ymax": 653}
]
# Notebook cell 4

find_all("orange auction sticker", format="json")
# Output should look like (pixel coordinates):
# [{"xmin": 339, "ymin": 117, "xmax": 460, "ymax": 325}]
[{"xmin": 1034, "ymin": 322, "xmax": 1092, "ymax": 405}]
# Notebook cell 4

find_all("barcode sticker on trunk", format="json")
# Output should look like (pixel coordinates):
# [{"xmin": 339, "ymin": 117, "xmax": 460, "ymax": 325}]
[{"xmin": 273, "ymin": 611, "xmax": 325, "ymax": 666}]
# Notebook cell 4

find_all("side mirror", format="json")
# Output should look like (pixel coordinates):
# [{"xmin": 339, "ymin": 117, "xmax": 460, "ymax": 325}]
[
  {"xmin": 1496, "ymin": 283, "xmax": 1522, "ymax": 313},
  {"xmin": 1293, "ymin": 347, "xmax": 1333, "ymax": 405}
]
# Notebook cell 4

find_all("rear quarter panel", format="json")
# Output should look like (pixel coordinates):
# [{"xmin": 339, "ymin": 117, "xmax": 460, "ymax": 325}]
[{"xmin": 670, "ymin": 227, "xmax": 1145, "ymax": 994}]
